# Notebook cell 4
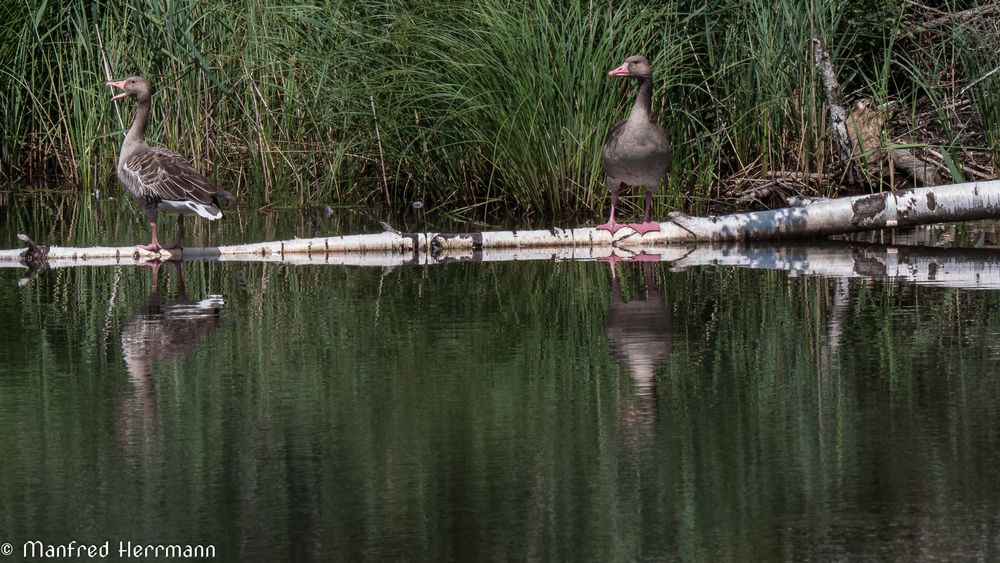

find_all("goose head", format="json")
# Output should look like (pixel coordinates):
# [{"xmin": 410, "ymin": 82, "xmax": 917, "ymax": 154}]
[
  {"xmin": 608, "ymin": 55, "xmax": 652, "ymax": 80},
  {"xmin": 107, "ymin": 76, "xmax": 152, "ymax": 103}
]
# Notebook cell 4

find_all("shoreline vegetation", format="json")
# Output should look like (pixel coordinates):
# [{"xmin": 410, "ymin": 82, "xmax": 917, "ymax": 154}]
[{"xmin": 1, "ymin": 1, "xmax": 997, "ymax": 223}]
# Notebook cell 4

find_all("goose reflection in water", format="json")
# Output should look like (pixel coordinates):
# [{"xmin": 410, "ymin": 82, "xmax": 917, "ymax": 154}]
[
  {"xmin": 604, "ymin": 256, "xmax": 673, "ymax": 440},
  {"xmin": 117, "ymin": 260, "xmax": 227, "ymax": 460}
]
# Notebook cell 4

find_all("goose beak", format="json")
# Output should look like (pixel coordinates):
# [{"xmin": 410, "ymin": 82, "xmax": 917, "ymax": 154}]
[
  {"xmin": 107, "ymin": 79, "xmax": 129, "ymax": 101},
  {"xmin": 607, "ymin": 62, "xmax": 630, "ymax": 78}
]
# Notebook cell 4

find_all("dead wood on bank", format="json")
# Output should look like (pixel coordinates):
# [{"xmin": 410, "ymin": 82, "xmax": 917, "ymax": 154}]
[{"xmin": 732, "ymin": 32, "xmax": 995, "ymax": 208}]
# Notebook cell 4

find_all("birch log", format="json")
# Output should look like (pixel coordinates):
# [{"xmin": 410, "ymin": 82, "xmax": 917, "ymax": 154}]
[
  {"xmin": 6, "ymin": 239, "xmax": 1000, "ymax": 291},
  {"xmin": 1, "ymin": 180, "xmax": 999, "ymax": 264}
]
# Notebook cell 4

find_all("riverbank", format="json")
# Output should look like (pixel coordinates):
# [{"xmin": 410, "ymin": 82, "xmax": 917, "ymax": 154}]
[{"xmin": 2, "ymin": 1, "xmax": 997, "ymax": 218}]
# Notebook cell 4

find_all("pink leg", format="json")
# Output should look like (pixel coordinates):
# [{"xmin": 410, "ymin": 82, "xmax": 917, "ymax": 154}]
[
  {"xmin": 627, "ymin": 187, "xmax": 660, "ymax": 235},
  {"xmin": 139, "ymin": 259, "xmax": 163, "ymax": 292},
  {"xmin": 596, "ymin": 185, "xmax": 626, "ymax": 234},
  {"xmin": 597, "ymin": 254, "xmax": 623, "ymax": 279},
  {"xmin": 139, "ymin": 258, "xmax": 184, "ymax": 294},
  {"xmin": 138, "ymin": 222, "xmax": 163, "ymax": 252}
]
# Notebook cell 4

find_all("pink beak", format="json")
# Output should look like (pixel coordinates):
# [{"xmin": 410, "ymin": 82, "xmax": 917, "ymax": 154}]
[
  {"xmin": 607, "ymin": 61, "xmax": 630, "ymax": 77},
  {"xmin": 106, "ymin": 79, "xmax": 129, "ymax": 101}
]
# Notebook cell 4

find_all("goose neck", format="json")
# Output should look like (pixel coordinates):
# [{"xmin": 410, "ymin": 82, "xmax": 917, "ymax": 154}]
[
  {"xmin": 629, "ymin": 77, "xmax": 654, "ymax": 122},
  {"xmin": 125, "ymin": 98, "xmax": 151, "ymax": 145}
]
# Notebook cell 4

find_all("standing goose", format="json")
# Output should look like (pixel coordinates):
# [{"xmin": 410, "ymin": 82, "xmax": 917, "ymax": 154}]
[
  {"xmin": 599, "ymin": 55, "xmax": 670, "ymax": 235},
  {"xmin": 107, "ymin": 76, "xmax": 232, "ymax": 251}
]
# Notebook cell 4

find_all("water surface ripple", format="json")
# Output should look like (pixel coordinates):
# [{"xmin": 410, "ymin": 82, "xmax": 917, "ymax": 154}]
[{"xmin": 2, "ymin": 235, "xmax": 1000, "ymax": 561}]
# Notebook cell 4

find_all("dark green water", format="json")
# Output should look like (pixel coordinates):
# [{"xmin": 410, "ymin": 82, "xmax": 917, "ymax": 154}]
[{"xmin": 3, "ymin": 201, "xmax": 1000, "ymax": 561}]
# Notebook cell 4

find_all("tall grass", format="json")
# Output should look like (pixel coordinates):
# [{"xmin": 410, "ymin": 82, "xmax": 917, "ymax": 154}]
[
  {"xmin": 368, "ymin": 0, "xmax": 686, "ymax": 220},
  {"xmin": 1, "ymin": 1, "xmax": 997, "ymax": 220}
]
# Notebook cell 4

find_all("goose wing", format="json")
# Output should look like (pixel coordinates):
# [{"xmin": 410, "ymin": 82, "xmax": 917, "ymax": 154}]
[{"xmin": 120, "ymin": 147, "xmax": 221, "ymax": 204}]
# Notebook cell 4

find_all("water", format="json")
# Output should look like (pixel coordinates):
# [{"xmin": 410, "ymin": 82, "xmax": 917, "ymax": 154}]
[{"xmin": 3, "ymin": 202, "xmax": 1000, "ymax": 561}]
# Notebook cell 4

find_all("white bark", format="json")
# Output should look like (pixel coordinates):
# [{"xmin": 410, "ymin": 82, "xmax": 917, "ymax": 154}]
[
  {"xmin": 6, "ymin": 240, "xmax": 1000, "ymax": 290},
  {"xmin": 2, "ymin": 180, "xmax": 999, "ymax": 264}
]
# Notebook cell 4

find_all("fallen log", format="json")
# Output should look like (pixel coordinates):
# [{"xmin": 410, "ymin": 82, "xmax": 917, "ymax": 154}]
[
  {"xmin": 5, "ymin": 237, "xmax": 1000, "ymax": 291},
  {"xmin": 1, "ymin": 180, "xmax": 998, "ymax": 263}
]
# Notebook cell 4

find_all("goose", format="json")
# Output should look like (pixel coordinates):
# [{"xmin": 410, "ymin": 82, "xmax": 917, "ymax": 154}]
[
  {"xmin": 107, "ymin": 76, "xmax": 232, "ymax": 251},
  {"xmin": 599, "ymin": 55, "xmax": 671, "ymax": 235}
]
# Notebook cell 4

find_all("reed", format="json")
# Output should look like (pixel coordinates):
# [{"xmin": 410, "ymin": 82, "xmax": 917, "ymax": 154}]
[{"xmin": 1, "ymin": 1, "xmax": 996, "ymax": 221}]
